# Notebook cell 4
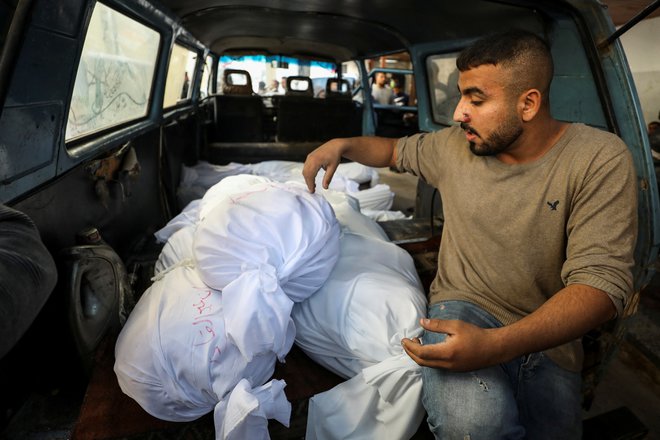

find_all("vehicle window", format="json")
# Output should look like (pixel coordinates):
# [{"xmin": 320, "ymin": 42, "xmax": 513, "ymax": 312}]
[
  {"xmin": 288, "ymin": 77, "xmax": 311, "ymax": 93},
  {"xmin": 217, "ymin": 54, "xmax": 336, "ymax": 97},
  {"xmin": 366, "ymin": 52, "xmax": 416, "ymax": 108},
  {"xmin": 427, "ymin": 53, "xmax": 460, "ymax": 126},
  {"xmin": 369, "ymin": 71, "xmax": 415, "ymax": 106},
  {"xmin": 163, "ymin": 43, "xmax": 197, "ymax": 108},
  {"xmin": 199, "ymin": 55, "xmax": 213, "ymax": 99},
  {"xmin": 309, "ymin": 60, "xmax": 361, "ymax": 100},
  {"xmin": 65, "ymin": 2, "xmax": 160, "ymax": 142},
  {"xmin": 226, "ymin": 70, "xmax": 249, "ymax": 86}
]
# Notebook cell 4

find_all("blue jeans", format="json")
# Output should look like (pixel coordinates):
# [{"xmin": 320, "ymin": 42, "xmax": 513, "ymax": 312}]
[{"xmin": 421, "ymin": 301, "xmax": 582, "ymax": 440}]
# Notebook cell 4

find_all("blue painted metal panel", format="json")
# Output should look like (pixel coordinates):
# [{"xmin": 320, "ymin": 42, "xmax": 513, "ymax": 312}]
[
  {"xmin": 563, "ymin": 0, "xmax": 660, "ymax": 290},
  {"xmin": 0, "ymin": 102, "xmax": 62, "ymax": 183},
  {"xmin": 31, "ymin": 0, "xmax": 85, "ymax": 37},
  {"xmin": 549, "ymin": 19, "xmax": 608, "ymax": 129},
  {"xmin": 0, "ymin": 6, "xmax": 80, "ymax": 202}
]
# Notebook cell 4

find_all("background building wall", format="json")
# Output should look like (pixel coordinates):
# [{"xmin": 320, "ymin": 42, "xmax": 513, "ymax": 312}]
[{"xmin": 619, "ymin": 16, "xmax": 660, "ymax": 126}]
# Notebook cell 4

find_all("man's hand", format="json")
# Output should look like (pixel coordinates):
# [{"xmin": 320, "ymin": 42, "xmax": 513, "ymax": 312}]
[
  {"xmin": 401, "ymin": 318, "xmax": 505, "ymax": 372},
  {"xmin": 302, "ymin": 139, "xmax": 345, "ymax": 193},
  {"xmin": 403, "ymin": 284, "xmax": 617, "ymax": 372},
  {"xmin": 302, "ymin": 136, "xmax": 398, "ymax": 193}
]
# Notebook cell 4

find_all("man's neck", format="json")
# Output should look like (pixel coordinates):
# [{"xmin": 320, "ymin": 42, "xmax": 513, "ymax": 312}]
[{"xmin": 497, "ymin": 118, "xmax": 569, "ymax": 165}]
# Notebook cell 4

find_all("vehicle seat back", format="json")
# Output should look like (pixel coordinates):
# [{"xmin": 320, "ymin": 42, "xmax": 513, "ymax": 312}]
[
  {"xmin": 215, "ymin": 69, "xmax": 264, "ymax": 142},
  {"xmin": 277, "ymin": 76, "xmax": 324, "ymax": 141},
  {"xmin": 325, "ymin": 78, "xmax": 351, "ymax": 99},
  {"xmin": 285, "ymin": 76, "xmax": 314, "ymax": 97}
]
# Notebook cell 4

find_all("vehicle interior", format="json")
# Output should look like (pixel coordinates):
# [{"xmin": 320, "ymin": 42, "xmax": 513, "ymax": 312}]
[{"xmin": 1, "ymin": 0, "xmax": 659, "ymax": 438}]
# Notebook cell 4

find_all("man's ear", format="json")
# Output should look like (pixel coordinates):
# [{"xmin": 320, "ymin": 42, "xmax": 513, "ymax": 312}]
[{"xmin": 519, "ymin": 88, "xmax": 542, "ymax": 122}]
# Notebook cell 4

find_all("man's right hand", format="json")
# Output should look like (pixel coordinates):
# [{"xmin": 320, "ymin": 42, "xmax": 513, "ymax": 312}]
[
  {"xmin": 302, "ymin": 136, "xmax": 398, "ymax": 193},
  {"xmin": 302, "ymin": 138, "xmax": 345, "ymax": 193}
]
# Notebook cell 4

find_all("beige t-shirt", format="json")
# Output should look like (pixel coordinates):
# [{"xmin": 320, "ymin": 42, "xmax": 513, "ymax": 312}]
[{"xmin": 396, "ymin": 123, "xmax": 637, "ymax": 371}]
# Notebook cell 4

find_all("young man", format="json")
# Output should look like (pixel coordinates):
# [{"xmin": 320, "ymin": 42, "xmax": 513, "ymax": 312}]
[
  {"xmin": 392, "ymin": 81, "xmax": 410, "ymax": 106},
  {"xmin": 302, "ymin": 30, "xmax": 637, "ymax": 439},
  {"xmin": 371, "ymin": 71, "xmax": 394, "ymax": 105}
]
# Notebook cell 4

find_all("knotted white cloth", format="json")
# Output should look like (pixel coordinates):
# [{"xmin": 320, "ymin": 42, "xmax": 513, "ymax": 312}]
[
  {"xmin": 293, "ymin": 232, "xmax": 426, "ymax": 376},
  {"xmin": 292, "ymin": 231, "xmax": 427, "ymax": 439},
  {"xmin": 114, "ymin": 266, "xmax": 278, "ymax": 426},
  {"xmin": 215, "ymin": 379, "xmax": 291, "ymax": 440},
  {"xmin": 116, "ymin": 178, "xmax": 341, "ymax": 440},
  {"xmin": 306, "ymin": 353, "xmax": 424, "ymax": 440},
  {"xmin": 193, "ymin": 181, "xmax": 340, "ymax": 361}
]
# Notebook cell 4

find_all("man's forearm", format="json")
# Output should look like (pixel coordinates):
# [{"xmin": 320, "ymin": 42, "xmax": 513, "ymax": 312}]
[
  {"xmin": 333, "ymin": 136, "xmax": 398, "ymax": 168},
  {"xmin": 493, "ymin": 284, "xmax": 617, "ymax": 363},
  {"xmin": 303, "ymin": 136, "xmax": 398, "ymax": 192}
]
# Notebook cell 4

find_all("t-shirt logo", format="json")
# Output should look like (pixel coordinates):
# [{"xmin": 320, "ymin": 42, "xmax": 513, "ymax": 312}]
[{"xmin": 547, "ymin": 200, "xmax": 560, "ymax": 211}]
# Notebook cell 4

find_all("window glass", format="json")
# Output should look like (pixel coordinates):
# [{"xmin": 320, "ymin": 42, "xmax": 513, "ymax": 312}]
[
  {"xmin": 66, "ymin": 2, "xmax": 160, "ymax": 141},
  {"xmin": 217, "ymin": 54, "xmax": 336, "ymax": 97},
  {"xmin": 367, "ymin": 71, "xmax": 415, "ymax": 107},
  {"xmin": 227, "ymin": 70, "xmax": 249, "ymax": 86},
  {"xmin": 288, "ymin": 77, "xmax": 310, "ymax": 93},
  {"xmin": 365, "ymin": 52, "xmax": 416, "ymax": 108},
  {"xmin": 342, "ymin": 60, "xmax": 362, "ymax": 102},
  {"xmin": 163, "ymin": 43, "xmax": 197, "ymax": 108},
  {"xmin": 427, "ymin": 53, "xmax": 461, "ymax": 126},
  {"xmin": 199, "ymin": 55, "xmax": 213, "ymax": 98}
]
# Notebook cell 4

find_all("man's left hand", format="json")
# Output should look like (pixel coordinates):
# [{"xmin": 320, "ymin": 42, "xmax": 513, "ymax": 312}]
[{"xmin": 401, "ymin": 318, "xmax": 505, "ymax": 372}]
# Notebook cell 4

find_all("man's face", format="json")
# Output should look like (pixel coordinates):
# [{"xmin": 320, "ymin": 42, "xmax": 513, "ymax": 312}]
[
  {"xmin": 375, "ymin": 72, "xmax": 387, "ymax": 86},
  {"xmin": 453, "ymin": 64, "xmax": 523, "ymax": 157}
]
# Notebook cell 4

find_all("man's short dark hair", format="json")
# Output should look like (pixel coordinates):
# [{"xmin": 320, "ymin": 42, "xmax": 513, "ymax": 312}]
[{"xmin": 457, "ymin": 29, "xmax": 554, "ymax": 100}]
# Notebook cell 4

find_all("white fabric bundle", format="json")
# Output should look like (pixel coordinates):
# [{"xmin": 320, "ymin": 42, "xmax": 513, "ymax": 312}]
[
  {"xmin": 306, "ymin": 354, "xmax": 425, "ymax": 440},
  {"xmin": 177, "ymin": 160, "xmax": 402, "ymax": 221},
  {"xmin": 194, "ymin": 180, "xmax": 341, "ymax": 361},
  {"xmin": 247, "ymin": 160, "xmax": 379, "ymax": 187},
  {"xmin": 362, "ymin": 208, "xmax": 408, "ymax": 221},
  {"xmin": 139, "ymin": 173, "xmax": 426, "ymax": 439},
  {"xmin": 248, "ymin": 161, "xmax": 396, "ymax": 212},
  {"xmin": 154, "ymin": 199, "xmax": 201, "ymax": 243},
  {"xmin": 114, "ymin": 265, "xmax": 286, "ymax": 439},
  {"xmin": 180, "ymin": 161, "xmax": 253, "ymax": 189},
  {"xmin": 154, "ymin": 221, "xmax": 196, "ymax": 272},
  {"xmin": 334, "ymin": 161, "xmax": 380, "ymax": 185},
  {"xmin": 177, "ymin": 161, "xmax": 253, "ymax": 206},
  {"xmin": 292, "ymin": 231, "xmax": 427, "ymax": 439},
  {"xmin": 318, "ymin": 190, "xmax": 389, "ymax": 241},
  {"xmin": 115, "ymin": 177, "xmax": 341, "ymax": 440},
  {"xmin": 293, "ymin": 232, "xmax": 425, "ymax": 376},
  {"xmin": 348, "ymin": 183, "xmax": 395, "ymax": 211}
]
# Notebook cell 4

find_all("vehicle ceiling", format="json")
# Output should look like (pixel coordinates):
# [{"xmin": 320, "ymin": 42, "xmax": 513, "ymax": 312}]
[{"xmin": 157, "ymin": 0, "xmax": 571, "ymax": 62}]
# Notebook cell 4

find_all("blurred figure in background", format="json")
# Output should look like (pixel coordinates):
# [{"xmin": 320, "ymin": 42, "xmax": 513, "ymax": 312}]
[{"xmin": 371, "ymin": 72, "xmax": 394, "ymax": 105}]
